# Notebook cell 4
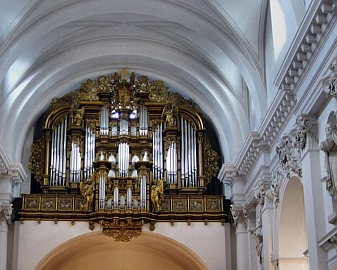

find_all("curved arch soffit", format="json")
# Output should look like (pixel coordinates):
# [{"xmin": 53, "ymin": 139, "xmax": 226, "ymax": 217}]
[
  {"xmin": 35, "ymin": 231, "xmax": 209, "ymax": 270},
  {"xmin": 3, "ymin": 55, "xmax": 246, "ymax": 162},
  {"xmin": 1, "ymin": 1, "xmax": 266, "ymax": 116}
]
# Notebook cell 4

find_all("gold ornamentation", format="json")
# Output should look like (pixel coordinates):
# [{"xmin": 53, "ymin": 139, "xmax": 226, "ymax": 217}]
[
  {"xmin": 80, "ymin": 177, "xmax": 95, "ymax": 212},
  {"xmin": 151, "ymin": 179, "xmax": 164, "ymax": 212},
  {"xmin": 29, "ymin": 136, "xmax": 46, "ymax": 185},
  {"xmin": 101, "ymin": 218, "xmax": 143, "ymax": 242},
  {"xmin": 203, "ymin": 138, "xmax": 219, "ymax": 185},
  {"xmin": 27, "ymin": 71, "xmax": 225, "ymax": 237},
  {"xmin": 162, "ymin": 95, "xmax": 178, "ymax": 127},
  {"xmin": 70, "ymin": 134, "xmax": 83, "ymax": 150},
  {"xmin": 75, "ymin": 79, "xmax": 99, "ymax": 101},
  {"xmin": 173, "ymin": 92, "xmax": 201, "ymax": 115},
  {"xmin": 86, "ymin": 119, "xmax": 97, "ymax": 133},
  {"xmin": 70, "ymin": 105, "xmax": 84, "ymax": 126},
  {"xmin": 164, "ymin": 137, "xmax": 178, "ymax": 151},
  {"xmin": 45, "ymin": 93, "xmax": 74, "ymax": 117},
  {"xmin": 148, "ymin": 80, "xmax": 168, "ymax": 102}
]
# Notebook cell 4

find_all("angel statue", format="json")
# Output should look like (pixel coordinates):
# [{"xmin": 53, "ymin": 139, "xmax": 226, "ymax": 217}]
[
  {"xmin": 151, "ymin": 179, "xmax": 165, "ymax": 212},
  {"xmin": 80, "ymin": 179, "xmax": 95, "ymax": 212},
  {"xmin": 162, "ymin": 95, "xmax": 178, "ymax": 127}
]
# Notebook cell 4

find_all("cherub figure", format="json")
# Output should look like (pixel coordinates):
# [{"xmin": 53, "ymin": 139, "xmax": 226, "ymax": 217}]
[
  {"xmin": 80, "ymin": 176, "xmax": 95, "ymax": 212},
  {"xmin": 151, "ymin": 179, "xmax": 164, "ymax": 212}
]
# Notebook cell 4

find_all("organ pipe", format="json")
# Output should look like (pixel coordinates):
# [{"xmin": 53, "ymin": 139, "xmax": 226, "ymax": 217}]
[
  {"xmin": 99, "ymin": 173, "xmax": 105, "ymax": 209},
  {"xmin": 140, "ymin": 175, "xmax": 146, "ymax": 209},
  {"xmin": 180, "ymin": 117, "xmax": 197, "ymax": 188},
  {"xmin": 100, "ymin": 105, "xmax": 109, "ymax": 136},
  {"xmin": 139, "ymin": 105, "xmax": 148, "ymax": 136},
  {"xmin": 114, "ymin": 186, "xmax": 119, "ymax": 208},
  {"xmin": 127, "ymin": 188, "xmax": 132, "ymax": 208},
  {"xmin": 50, "ymin": 117, "xmax": 68, "ymax": 186}
]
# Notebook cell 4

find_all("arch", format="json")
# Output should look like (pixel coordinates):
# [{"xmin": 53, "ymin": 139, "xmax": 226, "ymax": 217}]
[
  {"xmin": 278, "ymin": 176, "xmax": 309, "ymax": 269},
  {"xmin": 35, "ymin": 231, "xmax": 208, "ymax": 270}
]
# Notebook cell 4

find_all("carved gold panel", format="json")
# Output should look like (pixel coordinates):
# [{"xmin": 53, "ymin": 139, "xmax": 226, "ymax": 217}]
[{"xmin": 172, "ymin": 198, "xmax": 188, "ymax": 212}]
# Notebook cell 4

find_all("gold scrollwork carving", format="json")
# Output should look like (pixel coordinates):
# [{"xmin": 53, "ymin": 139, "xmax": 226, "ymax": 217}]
[
  {"xmin": 101, "ymin": 218, "xmax": 143, "ymax": 242},
  {"xmin": 203, "ymin": 138, "xmax": 219, "ymax": 185},
  {"xmin": 29, "ymin": 136, "xmax": 46, "ymax": 184},
  {"xmin": 148, "ymin": 80, "xmax": 168, "ymax": 102}
]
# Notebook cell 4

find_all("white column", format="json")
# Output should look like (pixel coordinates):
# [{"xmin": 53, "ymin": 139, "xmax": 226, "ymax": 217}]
[
  {"xmin": 297, "ymin": 115, "xmax": 327, "ymax": 269},
  {"xmin": 231, "ymin": 204, "xmax": 259, "ymax": 270},
  {"xmin": 0, "ymin": 203, "xmax": 12, "ymax": 270},
  {"xmin": 231, "ymin": 205, "xmax": 250, "ymax": 270},
  {"xmin": 231, "ymin": 176, "xmax": 249, "ymax": 270},
  {"xmin": 301, "ymin": 149, "xmax": 327, "ymax": 270},
  {"xmin": 261, "ymin": 199, "xmax": 275, "ymax": 270}
]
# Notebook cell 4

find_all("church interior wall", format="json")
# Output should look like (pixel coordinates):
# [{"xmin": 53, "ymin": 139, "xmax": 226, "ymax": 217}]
[
  {"xmin": 14, "ymin": 221, "xmax": 228, "ymax": 270},
  {"xmin": 1, "ymin": 1, "xmax": 337, "ymax": 269}
]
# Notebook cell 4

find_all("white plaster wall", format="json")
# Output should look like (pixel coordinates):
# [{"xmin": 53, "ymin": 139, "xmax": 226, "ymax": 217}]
[
  {"xmin": 15, "ymin": 221, "xmax": 228, "ymax": 270},
  {"xmin": 144, "ymin": 222, "xmax": 228, "ymax": 270}
]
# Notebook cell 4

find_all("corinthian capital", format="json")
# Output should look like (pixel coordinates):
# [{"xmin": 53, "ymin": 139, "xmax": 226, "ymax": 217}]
[
  {"xmin": 291, "ymin": 114, "xmax": 318, "ymax": 150},
  {"xmin": 0, "ymin": 203, "xmax": 13, "ymax": 230},
  {"xmin": 230, "ymin": 204, "xmax": 255, "ymax": 231}
]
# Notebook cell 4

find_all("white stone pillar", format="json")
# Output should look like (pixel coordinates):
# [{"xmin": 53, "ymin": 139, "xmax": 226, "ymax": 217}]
[
  {"xmin": 231, "ymin": 205, "xmax": 250, "ymax": 270},
  {"xmin": 0, "ymin": 203, "xmax": 12, "ymax": 270},
  {"xmin": 261, "ymin": 199, "xmax": 275, "ymax": 270},
  {"xmin": 296, "ymin": 114, "xmax": 326, "ymax": 269},
  {"xmin": 301, "ymin": 149, "xmax": 327, "ymax": 269}
]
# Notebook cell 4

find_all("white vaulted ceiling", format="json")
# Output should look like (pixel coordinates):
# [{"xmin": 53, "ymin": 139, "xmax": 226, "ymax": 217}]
[{"xmin": 0, "ymin": 0, "xmax": 269, "ymax": 164}]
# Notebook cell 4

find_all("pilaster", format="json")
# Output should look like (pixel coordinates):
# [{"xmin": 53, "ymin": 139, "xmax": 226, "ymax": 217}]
[
  {"xmin": 0, "ymin": 203, "xmax": 13, "ymax": 270},
  {"xmin": 231, "ymin": 204, "xmax": 256, "ymax": 270},
  {"xmin": 297, "ymin": 114, "xmax": 327, "ymax": 269}
]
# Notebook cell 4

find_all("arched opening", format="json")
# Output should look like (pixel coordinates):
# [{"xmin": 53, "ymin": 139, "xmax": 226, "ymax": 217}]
[
  {"xmin": 279, "ymin": 176, "xmax": 309, "ymax": 270},
  {"xmin": 35, "ymin": 231, "xmax": 208, "ymax": 270}
]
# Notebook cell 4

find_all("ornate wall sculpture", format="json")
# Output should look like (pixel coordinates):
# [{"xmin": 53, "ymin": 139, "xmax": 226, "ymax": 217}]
[
  {"xmin": 276, "ymin": 134, "xmax": 302, "ymax": 178},
  {"xmin": 292, "ymin": 114, "xmax": 318, "ymax": 151},
  {"xmin": 265, "ymin": 171, "xmax": 282, "ymax": 208},
  {"xmin": 275, "ymin": 113, "xmax": 318, "ymax": 180},
  {"xmin": 320, "ymin": 119, "xmax": 337, "ymax": 199},
  {"xmin": 322, "ymin": 55, "xmax": 337, "ymax": 98},
  {"xmin": 0, "ymin": 203, "xmax": 13, "ymax": 231},
  {"xmin": 22, "ymin": 70, "xmax": 226, "ymax": 241}
]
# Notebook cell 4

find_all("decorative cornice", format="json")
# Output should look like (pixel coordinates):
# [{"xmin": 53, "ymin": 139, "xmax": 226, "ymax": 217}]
[
  {"xmin": 236, "ymin": 132, "xmax": 261, "ymax": 176},
  {"xmin": 275, "ymin": 0, "xmax": 337, "ymax": 91},
  {"xmin": 318, "ymin": 227, "xmax": 337, "ymax": 251},
  {"xmin": 0, "ymin": 143, "xmax": 27, "ymax": 183}
]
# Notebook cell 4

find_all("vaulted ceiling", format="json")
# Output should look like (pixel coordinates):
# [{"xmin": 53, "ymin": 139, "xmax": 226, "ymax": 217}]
[{"xmin": 0, "ymin": 0, "xmax": 269, "ymax": 164}]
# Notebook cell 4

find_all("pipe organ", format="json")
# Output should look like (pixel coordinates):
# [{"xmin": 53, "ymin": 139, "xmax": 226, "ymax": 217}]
[{"xmin": 26, "ymin": 70, "xmax": 225, "ymax": 241}]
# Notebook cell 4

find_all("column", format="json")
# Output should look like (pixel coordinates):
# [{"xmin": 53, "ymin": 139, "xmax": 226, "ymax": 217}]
[
  {"xmin": 301, "ymin": 149, "xmax": 327, "ymax": 269},
  {"xmin": 231, "ymin": 204, "xmax": 250, "ymax": 270},
  {"xmin": 0, "ymin": 203, "xmax": 12, "ymax": 270},
  {"xmin": 297, "ymin": 114, "xmax": 327, "ymax": 269},
  {"xmin": 254, "ymin": 179, "xmax": 276, "ymax": 270},
  {"xmin": 261, "ymin": 196, "xmax": 275, "ymax": 270}
]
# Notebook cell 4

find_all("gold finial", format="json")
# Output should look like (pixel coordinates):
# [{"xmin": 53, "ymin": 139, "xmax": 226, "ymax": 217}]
[{"xmin": 120, "ymin": 69, "xmax": 129, "ymax": 80}]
